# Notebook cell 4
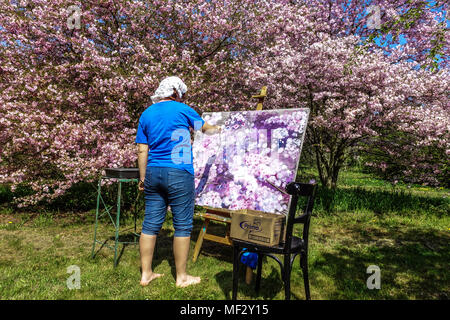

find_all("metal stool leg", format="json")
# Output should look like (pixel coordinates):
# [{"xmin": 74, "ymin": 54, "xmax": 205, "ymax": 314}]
[
  {"xmin": 91, "ymin": 178, "xmax": 102, "ymax": 258},
  {"xmin": 134, "ymin": 205, "xmax": 138, "ymax": 245},
  {"xmin": 113, "ymin": 181, "xmax": 122, "ymax": 267},
  {"xmin": 133, "ymin": 187, "xmax": 140, "ymax": 245}
]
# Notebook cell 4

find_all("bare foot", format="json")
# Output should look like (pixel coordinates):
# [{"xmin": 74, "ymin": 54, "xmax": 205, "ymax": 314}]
[
  {"xmin": 140, "ymin": 272, "xmax": 163, "ymax": 286},
  {"xmin": 176, "ymin": 275, "xmax": 201, "ymax": 288}
]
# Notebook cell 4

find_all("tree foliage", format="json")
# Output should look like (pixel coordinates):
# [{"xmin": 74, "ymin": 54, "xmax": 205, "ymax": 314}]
[{"xmin": 0, "ymin": 0, "xmax": 448, "ymax": 205}]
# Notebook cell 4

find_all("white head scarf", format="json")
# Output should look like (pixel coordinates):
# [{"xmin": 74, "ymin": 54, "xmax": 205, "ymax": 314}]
[{"xmin": 151, "ymin": 76, "xmax": 188, "ymax": 104}]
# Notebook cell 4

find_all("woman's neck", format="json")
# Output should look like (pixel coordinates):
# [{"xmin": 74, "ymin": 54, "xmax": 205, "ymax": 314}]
[
  {"xmin": 160, "ymin": 98, "xmax": 183, "ymax": 103},
  {"xmin": 160, "ymin": 97, "xmax": 176, "ymax": 102}
]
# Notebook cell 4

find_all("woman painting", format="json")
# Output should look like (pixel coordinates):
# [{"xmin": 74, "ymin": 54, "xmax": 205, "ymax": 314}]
[{"xmin": 135, "ymin": 76, "xmax": 219, "ymax": 287}]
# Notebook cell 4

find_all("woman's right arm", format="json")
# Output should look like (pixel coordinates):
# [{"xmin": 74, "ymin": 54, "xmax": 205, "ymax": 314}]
[{"xmin": 201, "ymin": 122, "xmax": 221, "ymax": 135}]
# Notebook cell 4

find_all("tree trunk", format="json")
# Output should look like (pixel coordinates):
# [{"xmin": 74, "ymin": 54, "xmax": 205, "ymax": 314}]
[{"xmin": 313, "ymin": 137, "xmax": 346, "ymax": 190}]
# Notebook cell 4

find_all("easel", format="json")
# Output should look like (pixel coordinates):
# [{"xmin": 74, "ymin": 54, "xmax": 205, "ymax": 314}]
[{"xmin": 192, "ymin": 86, "xmax": 267, "ymax": 283}]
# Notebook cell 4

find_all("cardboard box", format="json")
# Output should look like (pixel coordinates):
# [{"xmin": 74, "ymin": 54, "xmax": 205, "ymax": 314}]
[{"xmin": 230, "ymin": 209, "xmax": 286, "ymax": 246}]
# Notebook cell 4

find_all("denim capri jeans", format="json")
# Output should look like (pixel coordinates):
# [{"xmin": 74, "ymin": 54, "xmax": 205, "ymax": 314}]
[{"xmin": 142, "ymin": 166, "xmax": 195, "ymax": 237}]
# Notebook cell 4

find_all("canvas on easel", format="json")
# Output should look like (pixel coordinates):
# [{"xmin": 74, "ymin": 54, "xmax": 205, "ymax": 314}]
[{"xmin": 193, "ymin": 108, "xmax": 310, "ymax": 215}]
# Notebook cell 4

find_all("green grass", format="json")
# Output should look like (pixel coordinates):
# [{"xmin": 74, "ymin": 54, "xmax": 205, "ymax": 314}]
[
  {"xmin": 0, "ymin": 168, "xmax": 449, "ymax": 300},
  {"xmin": 298, "ymin": 166, "xmax": 449, "ymax": 216}
]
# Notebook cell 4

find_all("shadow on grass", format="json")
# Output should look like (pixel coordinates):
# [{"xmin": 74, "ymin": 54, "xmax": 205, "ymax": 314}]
[
  {"xmin": 215, "ymin": 267, "xmax": 285, "ymax": 300},
  {"xmin": 190, "ymin": 218, "xmax": 300, "ymax": 300},
  {"xmin": 190, "ymin": 217, "xmax": 234, "ymax": 263},
  {"xmin": 91, "ymin": 228, "xmax": 172, "ymax": 268},
  {"xmin": 91, "ymin": 231, "xmax": 140, "ymax": 263},
  {"xmin": 311, "ymin": 224, "xmax": 450, "ymax": 299}
]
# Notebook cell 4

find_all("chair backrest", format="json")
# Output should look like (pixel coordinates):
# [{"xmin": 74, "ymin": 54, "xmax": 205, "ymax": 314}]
[{"xmin": 283, "ymin": 182, "xmax": 317, "ymax": 252}]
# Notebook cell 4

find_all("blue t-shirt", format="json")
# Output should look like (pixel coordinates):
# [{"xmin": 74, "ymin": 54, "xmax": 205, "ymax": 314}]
[{"xmin": 135, "ymin": 101, "xmax": 205, "ymax": 175}]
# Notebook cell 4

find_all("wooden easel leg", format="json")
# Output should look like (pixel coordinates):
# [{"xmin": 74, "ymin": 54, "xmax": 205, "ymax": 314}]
[
  {"xmin": 225, "ymin": 223, "xmax": 232, "ymax": 245},
  {"xmin": 192, "ymin": 219, "xmax": 209, "ymax": 262}
]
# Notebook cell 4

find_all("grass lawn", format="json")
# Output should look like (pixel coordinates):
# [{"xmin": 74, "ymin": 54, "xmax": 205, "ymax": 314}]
[{"xmin": 0, "ymin": 168, "xmax": 449, "ymax": 300}]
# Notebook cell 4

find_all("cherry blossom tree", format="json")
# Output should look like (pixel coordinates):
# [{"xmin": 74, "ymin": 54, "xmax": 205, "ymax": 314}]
[
  {"xmin": 244, "ymin": 0, "xmax": 449, "ymax": 188},
  {"xmin": 0, "ymin": 0, "xmax": 276, "ymax": 206},
  {"xmin": 0, "ymin": 0, "xmax": 448, "ymax": 206}
]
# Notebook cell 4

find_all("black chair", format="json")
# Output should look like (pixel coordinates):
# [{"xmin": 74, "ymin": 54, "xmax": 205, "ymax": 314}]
[{"xmin": 232, "ymin": 182, "xmax": 317, "ymax": 300}]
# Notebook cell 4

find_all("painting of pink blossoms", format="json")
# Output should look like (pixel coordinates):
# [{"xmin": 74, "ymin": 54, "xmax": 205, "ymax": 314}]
[{"xmin": 193, "ymin": 108, "xmax": 310, "ymax": 215}]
